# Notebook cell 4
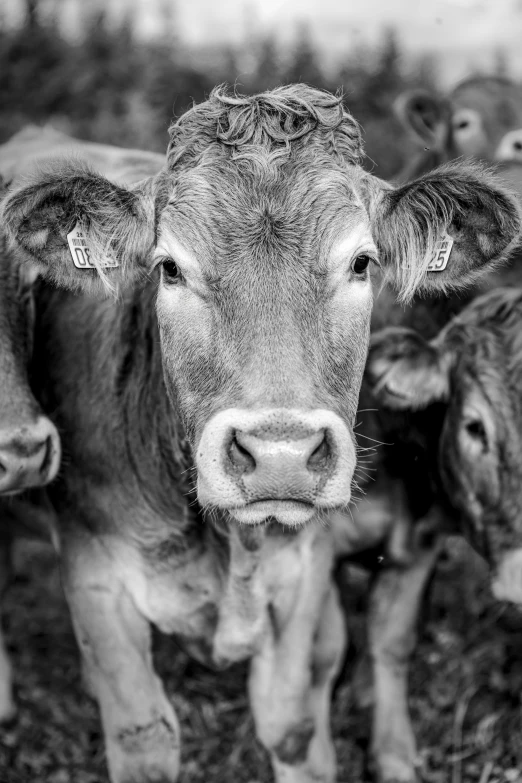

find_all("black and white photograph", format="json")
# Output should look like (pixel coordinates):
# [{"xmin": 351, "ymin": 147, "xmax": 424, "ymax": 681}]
[{"xmin": 1, "ymin": 1, "xmax": 522, "ymax": 781}]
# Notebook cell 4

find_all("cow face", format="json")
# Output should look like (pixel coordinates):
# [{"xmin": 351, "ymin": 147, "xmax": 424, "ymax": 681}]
[
  {"xmin": 0, "ymin": 233, "xmax": 60, "ymax": 493},
  {"xmin": 2, "ymin": 86, "xmax": 521, "ymax": 526},
  {"xmin": 368, "ymin": 288, "xmax": 522, "ymax": 603},
  {"xmin": 396, "ymin": 77, "xmax": 522, "ymax": 165}
]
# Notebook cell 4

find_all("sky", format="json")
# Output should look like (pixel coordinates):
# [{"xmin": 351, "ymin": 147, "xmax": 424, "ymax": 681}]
[
  {"xmin": 107, "ymin": 0, "xmax": 522, "ymax": 85},
  {"xmin": 6, "ymin": 0, "xmax": 522, "ymax": 86}
]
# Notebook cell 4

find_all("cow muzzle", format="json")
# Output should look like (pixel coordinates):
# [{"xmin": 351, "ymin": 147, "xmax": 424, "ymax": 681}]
[
  {"xmin": 196, "ymin": 408, "xmax": 356, "ymax": 525},
  {"xmin": 0, "ymin": 416, "xmax": 61, "ymax": 495},
  {"xmin": 491, "ymin": 548, "xmax": 522, "ymax": 605}
]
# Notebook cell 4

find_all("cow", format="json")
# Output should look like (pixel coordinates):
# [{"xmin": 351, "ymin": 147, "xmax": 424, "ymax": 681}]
[
  {"xmin": 355, "ymin": 286, "xmax": 522, "ymax": 780},
  {"xmin": 367, "ymin": 286, "xmax": 522, "ymax": 602},
  {"xmin": 0, "ymin": 127, "xmax": 163, "ymax": 724},
  {"xmin": 0, "ymin": 187, "xmax": 61, "ymax": 722},
  {"xmin": 1, "ymin": 84, "xmax": 521, "ymax": 783},
  {"xmin": 0, "ymin": 165, "xmax": 62, "ymax": 497},
  {"xmin": 394, "ymin": 76, "xmax": 522, "ymax": 182}
]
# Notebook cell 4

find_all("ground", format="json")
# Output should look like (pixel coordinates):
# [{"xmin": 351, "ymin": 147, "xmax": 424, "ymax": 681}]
[{"xmin": 1, "ymin": 536, "xmax": 522, "ymax": 783}]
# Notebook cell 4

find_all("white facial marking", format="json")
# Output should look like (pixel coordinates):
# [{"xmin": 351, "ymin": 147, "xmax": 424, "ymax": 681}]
[
  {"xmin": 495, "ymin": 129, "xmax": 522, "ymax": 162},
  {"xmin": 492, "ymin": 548, "xmax": 522, "ymax": 605},
  {"xmin": 451, "ymin": 108, "xmax": 486, "ymax": 156}
]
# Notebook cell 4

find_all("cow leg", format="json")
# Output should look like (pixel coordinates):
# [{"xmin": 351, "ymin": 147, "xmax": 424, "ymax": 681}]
[
  {"xmin": 369, "ymin": 519, "xmax": 443, "ymax": 783},
  {"xmin": 62, "ymin": 534, "xmax": 180, "ymax": 783},
  {"xmin": 248, "ymin": 530, "xmax": 345, "ymax": 783},
  {"xmin": 0, "ymin": 531, "xmax": 15, "ymax": 724}
]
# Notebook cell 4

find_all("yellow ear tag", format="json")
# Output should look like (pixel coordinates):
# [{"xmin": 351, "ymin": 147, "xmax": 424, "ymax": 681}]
[
  {"xmin": 66, "ymin": 223, "xmax": 119, "ymax": 269},
  {"xmin": 427, "ymin": 233, "xmax": 454, "ymax": 272}
]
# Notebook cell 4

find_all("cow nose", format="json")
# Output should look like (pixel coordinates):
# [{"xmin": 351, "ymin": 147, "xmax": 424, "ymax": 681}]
[
  {"xmin": 0, "ymin": 417, "xmax": 61, "ymax": 494},
  {"xmin": 196, "ymin": 408, "xmax": 355, "ymax": 526},
  {"xmin": 227, "ymin": 428, "xmax": 332, "ymax": 495},
  {"xmin": 495, "ymin": 129, "xmax": 522, "ymax": 162},
  {"xmin": 196, "ymin": 408, "xmax": 356, "ymax": 525}
]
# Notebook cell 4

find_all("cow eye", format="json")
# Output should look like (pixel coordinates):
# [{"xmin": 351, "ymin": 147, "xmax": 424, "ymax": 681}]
[
  {"xmin": 352, "ymin": 254, "xmax": 371, "ymax": 275},
  {"xmin": 456, "ymin": 120, "xmax": 469, "ymax": 130},
  {"xmin": 465, "ymin": 418, "xmax": 487, "ymax": 446},
  {"xmin": 161, "ymin": 257, "xmax": 183, "ymax": 284}
]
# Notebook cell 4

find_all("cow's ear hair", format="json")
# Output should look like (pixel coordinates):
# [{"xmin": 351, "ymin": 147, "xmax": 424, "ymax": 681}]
[
  {"xmin": 1, "ymin": 161, "xmax": 155, "ymax": 297},
  {"xmin": 371, "ymin": 161, "xmax": 522, "ymax": 302},
  {"xmin": 394, "ymin": 89, "xmax": 450, "ymax": 150},
  {"xmin": 366, "ymin": 327, "xmax": 450, "ymax": 411}
]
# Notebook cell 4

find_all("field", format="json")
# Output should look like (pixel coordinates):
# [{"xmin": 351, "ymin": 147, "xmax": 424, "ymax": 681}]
[{"xmin": 1, "ymin": 535, "xmax": 522, "ymax": 783}]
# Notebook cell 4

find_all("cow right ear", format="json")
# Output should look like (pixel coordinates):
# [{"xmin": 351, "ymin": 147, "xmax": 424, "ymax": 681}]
[
  {"xmin": 366, "ymin": 326, "xmax": 450, "ymax": 411},
  {"xmin": 394, "ymin": 89, "xmax": 451, "ymax": 150},
  {"xmin": 1, "ymin": 161, "xmax": 156, "ymax": 297}
]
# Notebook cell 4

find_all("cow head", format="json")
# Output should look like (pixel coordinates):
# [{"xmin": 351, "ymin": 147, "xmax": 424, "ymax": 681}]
[
  {"xmin": 396, "ymin": 76, "xmax": 522, "ymax": 166},
  {"xmin": 367, "ymin": 288, "xmax": 522, "ymax": 604},
  {"xmin": 0, "ymin": 228, "xmax": 60, "ymax": 493},
  {"xmin": 2, "ymin": 86, "xmax": 521, "ymax": 525}
]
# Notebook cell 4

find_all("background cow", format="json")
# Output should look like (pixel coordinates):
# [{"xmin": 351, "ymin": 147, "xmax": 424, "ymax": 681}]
[
  {"xmin": 329, "ymin": 160, "xmax": 522, "ymax": 783},
  {"xmin": 394, "ymin": 76, "xmax": 522, "ymax": 182},
  {"xmin": 367, "ymin": 287, "xmax": 522, "ymax": 605},
  {"xmin": 0, "ymin": 127, "xmax": 166, "ymax": 729},
  {"xmin": 2, "ymin": 84, "xmax": 520, "ymax": 783},
  {"xmin": 356, "ymin": 285, "xmax": 522, "ymax": 778},
  {"xmin": 346, "ymin": 264, "xmax": 522, "ymax": 782},
  {"xmin": 0, "ymin": 182, "xmax": 61, "ymax": 722}
]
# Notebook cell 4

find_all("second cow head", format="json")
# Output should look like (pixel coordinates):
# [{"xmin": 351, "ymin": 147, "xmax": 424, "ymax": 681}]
[
  {"xmin": 396, "ymin": 76, "xmax": 522, "ymax": 171},
  {"xmin": 368, "ymin": 288, "xmax": 522, "ymax": 605}
]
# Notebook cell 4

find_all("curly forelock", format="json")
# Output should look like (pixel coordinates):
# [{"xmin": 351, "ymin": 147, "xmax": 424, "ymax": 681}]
[{"xmin": 167, "ymin": 84, "xmax": 364, "ymax": 170}]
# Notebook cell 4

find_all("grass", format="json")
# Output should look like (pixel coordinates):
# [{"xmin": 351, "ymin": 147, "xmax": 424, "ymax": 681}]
[{"xmin": 1, "ymin": 536, "xmax": 522, "ymax": 783}]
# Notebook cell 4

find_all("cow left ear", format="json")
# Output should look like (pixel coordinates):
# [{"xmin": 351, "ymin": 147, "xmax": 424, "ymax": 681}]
[
  {"xmin": 368, "ymin": 161, "xmax": 522, "ymax": 302},
  {"xmin": 1, "ymin": 161, "xmax": 156, "ymax": 297},
  {"xmin": 367, "ymin": 326, "xmax": 450, "ymax": 411}
]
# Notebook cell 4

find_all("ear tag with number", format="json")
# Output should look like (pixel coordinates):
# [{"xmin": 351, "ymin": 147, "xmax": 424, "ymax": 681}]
[
  {"xmin": 427, "ymin": 233, "xmax": 453, "ymax": 272},
  {"xmin": 66, "ymin": 224, "xmax": 119, "ymax": 269}
]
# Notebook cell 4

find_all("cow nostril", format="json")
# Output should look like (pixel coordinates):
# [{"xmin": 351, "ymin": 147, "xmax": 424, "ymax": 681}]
[
  {"xmin": 515, "ymin": 141, "xmax": 522, "ymax": 151},
  {"xmin": 228, "ymin": 435, "xmax": 256, "ymax": 476},
  {"xmin": 0, "ymin": 461, "xmax": 5, "ymax": 478},
  {"xmin": 307, "ymin": 434, "xmax": 331, "ymax": 472}
]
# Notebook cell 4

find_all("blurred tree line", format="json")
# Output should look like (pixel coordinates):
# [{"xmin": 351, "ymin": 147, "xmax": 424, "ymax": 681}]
[{"xmin": 0, "ymin": 0, "xmax": 450, "ymax": 178}]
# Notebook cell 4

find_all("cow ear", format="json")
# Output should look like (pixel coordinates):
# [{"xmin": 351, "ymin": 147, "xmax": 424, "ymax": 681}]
[
  {"xmin": 1, "ymin": 161, "xmax": 156, "ymax": 297},
  {"xmin": 371, "ymin": 161, "xmax": 522, "ymax": 302},
  {"xmin": 394, "ymin": 89, "xmax": 450, "ymax": 150},
  {"xmin": 366, "ymin": 327, "xmax": 450, "ymax": 410}
]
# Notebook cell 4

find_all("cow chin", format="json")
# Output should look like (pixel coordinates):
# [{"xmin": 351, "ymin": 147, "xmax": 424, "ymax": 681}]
[
  {"xmin": 491, "ymin": 549, "xmax": 522, "ymax": 605},
  {"xmin": 196, "ymin": 407, "xmax": 356, "ymax": 526},
  {"xmin": 230, "ymin": 500, "xmax": 318, "ymax": 527}
]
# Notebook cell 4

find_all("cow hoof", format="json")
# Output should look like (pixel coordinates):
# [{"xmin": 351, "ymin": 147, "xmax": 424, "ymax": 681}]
[
  {"xmin": 109, "ymin": 738, "xmax": 180, "ymax": 783},
  {"xmin": 0, "ymin": 701, "xmax": 17, "ymax": 727},
  {"xmin": 374, "ymin": 753, "xmax": 419, "ymax": 783},
  {"xmin": 379, "ymin": 778, "xmax": 418, "ymax": 783},
  {"xmin": 375, "ymin": 753, "xmax": 418, "ymax": 783},
  {"xmin": 114, "ymin": 767, "xmax": 178, "ymax": 783}
]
